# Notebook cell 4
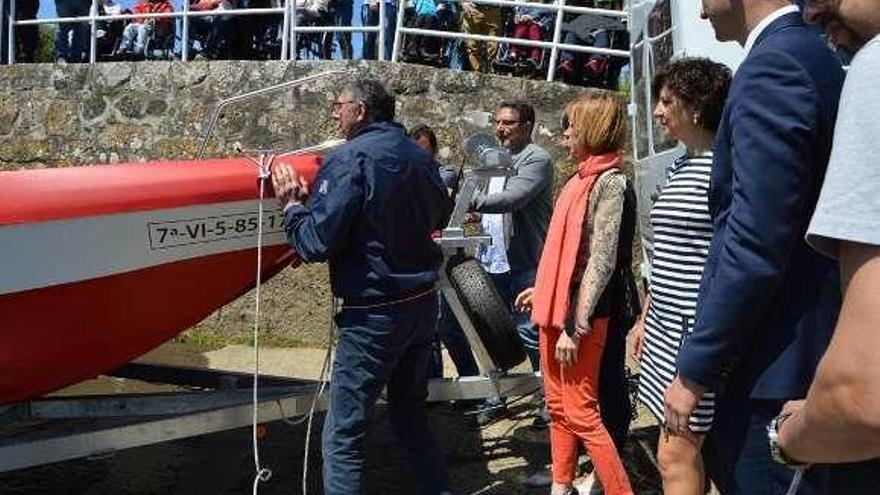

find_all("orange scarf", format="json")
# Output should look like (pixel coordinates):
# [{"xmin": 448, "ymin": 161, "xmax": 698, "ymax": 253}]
[{"xmin": 531, "ymin": 152, "xmax": 621, "ymax": 330}]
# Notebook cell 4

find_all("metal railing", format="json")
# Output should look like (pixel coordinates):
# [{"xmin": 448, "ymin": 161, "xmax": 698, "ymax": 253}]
[
  {"xmin": 2, "ymin": 0, "xmax": 385, "ymax": 63},
  {"xmin": 2, "ymin": 0, "xmax": 629, "ymax": 83},
  {"xmin": 391, "ymin": 0, "xmax": 629, "ymax": 82}
]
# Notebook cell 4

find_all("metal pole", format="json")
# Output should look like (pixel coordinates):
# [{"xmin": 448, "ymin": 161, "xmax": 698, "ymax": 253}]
[
  {"xmin": 377, "ymin": 0, "xmax": 385, "ymax": 61},
  {"xmin": 0, "ymin": 0, "xmax": 5, "ymax": 64},
  {"xmin": 645, "ymin": 40, "xmax": 655, "ymax": 153},
  {"xmin": 546, "ymin": 0, "xmax": 566, "ymax": 82},
  {"xmin": 390, "ymin": 0, "xmax": 405, "ymax": 62},
  {"xmin": 182, "ymin": 0, "xmax": 190, "ymax": 61},
  {"xmin": 7, "ymin": 0, "xmax": 14, "ymax": 64},
  {"xmin": 197, "ymin": 70, "xmax": 347, "ymax": 159},
  {"xmin": 289, "ymin": 0, "xmax": 299, "ymax": 61},
  {"xmin": 279, "ymin": 0, "xmax": 289, "ymax": 60},
  {"xmin": 89, "ymin": 0, "xmax": 98, "ymax": 63}
]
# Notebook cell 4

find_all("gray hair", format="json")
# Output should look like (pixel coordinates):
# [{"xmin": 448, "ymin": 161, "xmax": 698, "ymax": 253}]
[{"xmin": 343, "ymin": 78, "xmax": 395, "ymax": 123}]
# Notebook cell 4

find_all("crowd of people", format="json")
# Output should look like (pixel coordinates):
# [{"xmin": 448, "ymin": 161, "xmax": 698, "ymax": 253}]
[
  {"xmin": 269, "ymin": 0, "xmax": 880, "ymax": 493},
  {"xmin": 0, "ymin": 0, "xmax": 628, "ymax": 88}
]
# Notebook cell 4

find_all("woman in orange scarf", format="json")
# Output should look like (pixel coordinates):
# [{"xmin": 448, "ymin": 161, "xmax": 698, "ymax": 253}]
[{"xmin": 517, "ymin": 91, "xmax": 633, "ymax": 495}]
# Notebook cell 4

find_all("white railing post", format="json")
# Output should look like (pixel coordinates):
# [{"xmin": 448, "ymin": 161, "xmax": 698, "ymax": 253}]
[
  {"xmin": 182, "ymin": 0, "xmax": 191, "ymax": 61},
  {"xmin": 390, "ymin": 0, "xmax": 405, "ymax": 62},
  {"xmin": 89, "ymin": 0, "xmax": 98, "ymax": 63},
  {"xmin": 546, "ymin": 0, "xmax": 566, "ymax": 82},
  {"xmin": 6, "ymin": 0, "xmax": 15, "ymax": 64},
  {"xmin": 280, "ymin": 0, "xmax": 290, "ymax": 60},
  {"xmin": 377, "ymin": 0, "xmax": 385, "ymax": 61},
  {"xmin": 290, "ymin": 0, "xmax": 297, "ymax": 60}
]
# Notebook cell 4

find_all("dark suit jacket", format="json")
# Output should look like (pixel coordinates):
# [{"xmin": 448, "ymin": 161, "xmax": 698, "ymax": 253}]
[{"xmin": 677, "ymin": 13, "xmax": 845, "ymax": 400}]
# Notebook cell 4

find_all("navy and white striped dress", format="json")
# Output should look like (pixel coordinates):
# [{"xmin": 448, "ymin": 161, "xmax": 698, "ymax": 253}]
[{"xmin": 637, "ymin": 151, "xmax": 716, "ymax": 433}]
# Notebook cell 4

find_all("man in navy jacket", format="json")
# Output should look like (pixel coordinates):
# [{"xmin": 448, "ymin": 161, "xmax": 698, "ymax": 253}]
[
  {"xmin": 272, "ymin": 78, "xmax": 452, "ymax": 495},
  {"xmin": 663, "ymin": 1, "xmax": 845, "ymax": 493}
]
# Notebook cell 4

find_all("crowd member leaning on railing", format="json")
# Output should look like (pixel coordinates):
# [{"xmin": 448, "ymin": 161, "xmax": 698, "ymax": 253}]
[
  {"xmin": 116, "ymin": 0, "xmax": 173, "ymax": 58},
  {"xmin": 330, "ymin": 0, "xmax": 353, "ymax": 59},
  {"xmin": 363, "ymin": 0, "xmax": 396, "ymax": 59},
  {"xmin": 189, "ymin": 0, "xmax": 238, "ymax": 59},
  {"xmin": 495, "ymin": 0, "xmax": 552, "ymax": 71},
  {"xmin": 460, "ymin": 0, "xmax": 502, "ymax": 72},
  {"xmin": 2, "ymin": 0, "xmax": 629, "ymax": 88},
  {"xmin": 54, "ymin": 0, "xmax": 90, "ymax": 62},
  {"xmin": 556, "ymin": 0, "xmax": 624, "ymax": 86},
  {"xmin": 96, "ymin": 0, "xmax": 128, "ymax": 58},
  {"xmin": 7, "ymin": 0, "xmax": 40, "ymax": 62}
]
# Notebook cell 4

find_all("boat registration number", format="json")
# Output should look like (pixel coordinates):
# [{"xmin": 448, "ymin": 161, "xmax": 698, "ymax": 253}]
[{"xmin": 148, "ymin": 210, "xmax": 286, "ymax": 249}]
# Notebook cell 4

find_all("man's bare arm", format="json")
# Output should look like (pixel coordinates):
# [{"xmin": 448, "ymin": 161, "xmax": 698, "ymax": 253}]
[{"xmin": 779, "ymin": 241, "xmax": 880, "ymax": 463}]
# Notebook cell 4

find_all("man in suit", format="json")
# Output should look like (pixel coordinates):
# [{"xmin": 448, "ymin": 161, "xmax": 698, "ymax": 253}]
[
  {"xmin": 775, "ymin": 0, "xmax": 880, "ymax": 465},
  {"xmin": 663, "ymin": 1, "xmax": 845, "ymax": 493}
]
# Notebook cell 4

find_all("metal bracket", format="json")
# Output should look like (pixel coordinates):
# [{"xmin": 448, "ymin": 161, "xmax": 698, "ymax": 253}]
[
  {"xmin": 434, "ymin": 136, "xmax": 519, "ymax": 398},
  {"xmin": 0, "ymin": 372, "xmax": 538, "ymax": 473}
]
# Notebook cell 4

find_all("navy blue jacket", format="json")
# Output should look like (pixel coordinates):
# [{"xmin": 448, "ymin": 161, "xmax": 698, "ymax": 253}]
[
  {"xmin": 677, "ymin": 13, "xmax": 845, "ymax": 399},
  {"xmin": 283, "ymin": 122, "xmax": 448, "ymax": 301}
]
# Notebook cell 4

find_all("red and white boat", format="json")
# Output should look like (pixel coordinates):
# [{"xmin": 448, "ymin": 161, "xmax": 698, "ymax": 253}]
[{"xmin": 0, "ymin": 156, "xmax": 321, "ymax": 405}]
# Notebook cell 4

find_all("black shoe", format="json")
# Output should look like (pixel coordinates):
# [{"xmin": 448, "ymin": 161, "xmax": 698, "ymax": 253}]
[
  {"xmin": 451, "ymin": 398, "xmax": 483, "ymax": 412},
  {"xmin": 531, "ymin": 413, "xmax": 550, "ymax": 429}
]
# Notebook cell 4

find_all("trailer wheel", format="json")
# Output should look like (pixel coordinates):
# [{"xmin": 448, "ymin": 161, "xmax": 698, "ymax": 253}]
[{"xmin": 446, "ymin": 257, "xmax": 526, "ymax": 371}]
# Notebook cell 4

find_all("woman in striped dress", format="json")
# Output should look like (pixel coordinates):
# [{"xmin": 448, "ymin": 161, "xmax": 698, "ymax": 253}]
[{"xmin": 630, "ymin": 58, "xmax": 731, "ymax": 495}]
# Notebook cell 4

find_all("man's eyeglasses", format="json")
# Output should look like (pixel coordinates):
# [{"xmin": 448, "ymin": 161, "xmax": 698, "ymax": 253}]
[
  {"xmin": 495, "ymin": 119, "xmax": 522, "ymax": 128},
  {"xmin": 331, "ymin": 100, "xmax": 357, "ymax": 112}
]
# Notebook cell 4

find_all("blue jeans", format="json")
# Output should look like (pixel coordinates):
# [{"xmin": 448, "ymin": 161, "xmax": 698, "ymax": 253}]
[
  {"xmin": 322, "ymin": 293, "xmax": 452, "ymax": 495},
  {"xmin": 361, "ymin": 1, "xmax": 396, "ymax": 60},
  {"xmin": 503, "ymin": 268, "xmax": 540, "ymax": 372},
  {"xmin": 431, "ymin": 292, "xmax": 480, "ymax": 378},
  {"xmin": 333, "ymin": 0, "xmax": 353, "ymax": 59}
]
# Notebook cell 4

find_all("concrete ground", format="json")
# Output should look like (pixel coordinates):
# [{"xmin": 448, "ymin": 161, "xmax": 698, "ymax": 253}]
[
  {"xmin": 2, "ymin": 342, "xmax": 664, "ymax": 494},
  {"xmin": 7, "ymin": 343, "xmax": 878, "ymax": 494}
]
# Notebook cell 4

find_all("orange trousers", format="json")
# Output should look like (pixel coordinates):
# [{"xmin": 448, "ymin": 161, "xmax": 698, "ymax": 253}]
[{"xmin": 540, "ymin": 317, "xmax": 633, "ymax": 494}]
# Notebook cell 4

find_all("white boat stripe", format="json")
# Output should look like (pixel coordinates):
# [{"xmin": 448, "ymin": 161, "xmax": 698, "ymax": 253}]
[{"xmin": 0, "ymin": 199, "xmax": 289, "ymax": 295}]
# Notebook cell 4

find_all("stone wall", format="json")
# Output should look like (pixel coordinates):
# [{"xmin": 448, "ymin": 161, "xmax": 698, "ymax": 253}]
[{"xmin": 0, "ymin": 60, "xmax": 588, "ymax": 347}]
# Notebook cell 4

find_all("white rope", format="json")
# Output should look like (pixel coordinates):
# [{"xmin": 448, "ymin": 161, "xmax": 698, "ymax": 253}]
[
  {"xmin": 251, "ymin": 163, "xmax": 273, "ymax": 495},
  {"xmin": 300, "ymin": 298, "xmax": 335, "ymax": 495},
  {"xmin": 242, "ymin": 156, "xmax": 335, "ymax": 495}
]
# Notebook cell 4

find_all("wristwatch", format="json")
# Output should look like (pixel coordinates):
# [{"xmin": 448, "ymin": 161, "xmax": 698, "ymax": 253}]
[{"xmin": 767, "ymin": 412, "xmax": 810, "ymax": 468}]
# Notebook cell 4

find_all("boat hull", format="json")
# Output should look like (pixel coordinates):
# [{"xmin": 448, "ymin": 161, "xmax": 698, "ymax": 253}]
[{"xmin": 0, "ymin": 157, "xmax": 320, "ymax": 405}]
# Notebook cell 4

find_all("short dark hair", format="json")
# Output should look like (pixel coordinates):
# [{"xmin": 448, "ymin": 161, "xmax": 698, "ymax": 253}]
[
  {"xmin": 409, "ymin": 123, "xmax": 438, "ymax": 155},
  {"xmin": 498, "ymin": 100, "xmax": 536, "ymax": 130},
  {"xmin": 651, "ymin": 57, "xmax": 732, "ymax": 133},
  {"xmin": 344, "ymin": 78, "xmax": 395, "ymax": 123}
]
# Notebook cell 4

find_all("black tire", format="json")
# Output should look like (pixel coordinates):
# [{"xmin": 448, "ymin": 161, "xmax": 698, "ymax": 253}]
[{"xmin": 446, "ymin": 256, "xmax": 526, "ymax": 371}]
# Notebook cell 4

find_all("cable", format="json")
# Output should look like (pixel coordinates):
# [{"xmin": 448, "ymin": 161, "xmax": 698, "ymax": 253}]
[{"xmin": 251, "ymin": 163, "xmax": 273, "ymax": 495}]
